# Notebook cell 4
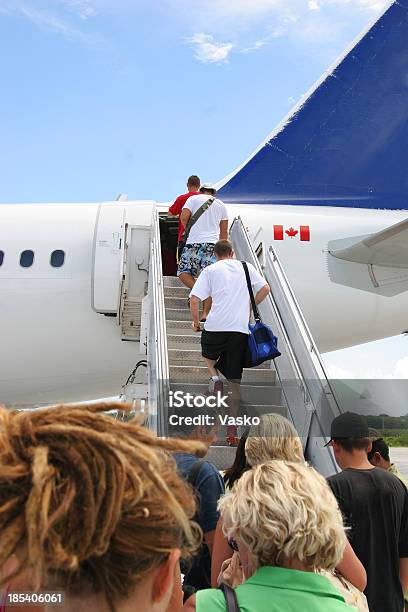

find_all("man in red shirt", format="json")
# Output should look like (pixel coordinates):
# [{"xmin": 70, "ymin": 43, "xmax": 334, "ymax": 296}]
[{"xmin": 168, "ymin": 175, "xmax": 201, "ymax": 246}]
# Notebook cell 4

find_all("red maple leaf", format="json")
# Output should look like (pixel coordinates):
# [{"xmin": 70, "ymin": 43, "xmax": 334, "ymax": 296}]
[{"xmin": 285, "ymin": 227, "xmax": 298, "ymax": 238}]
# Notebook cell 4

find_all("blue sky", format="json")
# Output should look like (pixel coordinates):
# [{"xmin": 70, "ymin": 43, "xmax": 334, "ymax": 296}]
[
  {"xmin": 2, "ymin": 0, "xmax": 407, "ymax": 379},
  {"xmin": 0, "ymin": 0, "xmax": 389, "ymax": 203}
]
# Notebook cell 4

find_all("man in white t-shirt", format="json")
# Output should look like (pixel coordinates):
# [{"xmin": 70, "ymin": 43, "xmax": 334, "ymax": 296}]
[
  {"xmin": 178, "ymin": 183, "xmax": 228, "ymax": 320},
  {"xmin": 190, "ymin": 240, "xmax": 270, "ymax": 444}
]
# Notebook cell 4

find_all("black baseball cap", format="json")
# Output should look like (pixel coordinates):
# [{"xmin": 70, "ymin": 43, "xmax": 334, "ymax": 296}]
[{"xmin": 324, "ymin": 412, "xmax": 369, "ymax": 446}]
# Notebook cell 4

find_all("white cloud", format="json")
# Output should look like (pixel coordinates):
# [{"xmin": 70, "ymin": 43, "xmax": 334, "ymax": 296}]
[
  {"xmin": 15, "ymin": 5, "xmax": 82, "ymax": 36},
  {"xmin": 241, "ymin": 40, "xmax": 266, "ymax": 53},
  {"xmin": 186, "ymin": 33, "xmax": 233, "ymax": 64},
  {"xmin": 169, "ymin": 0, "xmax": 389, "ymax": 62},
  {"xmin": 165, "ymin": 0, "xmax": 388, "ymax": 26},
  {"xmin": 62, "ymin": 0, "xmax": 97, "ymax": 20},
  {"xmin": 268, "ymin": 7, "xmax": 299, "ymax": 37},
  {"xmin": 326, "ymin": 364, "xmax": 355, "ymax": 379},
  {"xmin": 177, "ymin": 0, "xmax": 283, "ymax": 21},
  {"xmin": 183, "ymin": 0, "xmax": 373, "ymax": 62},
  {"xmin": 239, "ymin": 7, "xmax": 299, "ymax": 53},
  {"xmin": 395, "ymin": 357, "xmax": 408, "ymax": 379},
  {"xmin": 318, "ymin": 0, "xmax": 388, "ymax": 11},
  {"xmin": 325, "ymin": 344, "xmax": 408, "ymax": 380},
  {"xmin": 0, "ymin": 0, "xmax": 391, "ymax": 58},
  {"xmin": 288, "ymin": 95, "xmax": 297, "ymax": 104},
  {"xmin": 359, "ymin": 0, "xmax": 388, "ymax": 10},
  {"xmin": 0, "ymin": 1, "xmax": 101, "ymax": 43}
]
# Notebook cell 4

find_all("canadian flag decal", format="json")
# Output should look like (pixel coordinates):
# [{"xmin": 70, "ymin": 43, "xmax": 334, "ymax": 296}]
[
  {"xmin": 273, "ymin": 225, "xmax": 310, "ymax": 241},
  {"xmin": 300, "ymin": 225, "xmax": 310, "ymax": 241},
  {"xmin": 273, "ymin": 225, "xmax": 284, "ymax": 240}
]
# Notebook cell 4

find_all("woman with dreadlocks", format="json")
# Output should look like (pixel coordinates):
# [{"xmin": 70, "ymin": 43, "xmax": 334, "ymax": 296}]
[{"xmin": 0, "ymin": 402, "xmax": 203, "ymax": 612}]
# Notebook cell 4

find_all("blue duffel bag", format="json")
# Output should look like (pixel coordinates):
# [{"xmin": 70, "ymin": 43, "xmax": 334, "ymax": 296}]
[{"xmin": 242, "ymin": 261, "xmax": 281, "ymax": 367}]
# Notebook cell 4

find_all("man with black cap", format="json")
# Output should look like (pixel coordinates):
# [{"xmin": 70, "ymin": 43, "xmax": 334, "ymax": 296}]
[{"xmin": 327, "ymin": 411, "xmax": 408, "ymax": 612}]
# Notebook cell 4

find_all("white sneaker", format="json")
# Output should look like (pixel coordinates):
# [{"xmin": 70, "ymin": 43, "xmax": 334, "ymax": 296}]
[{"xmin": 208, "ymin": 377, "xmax": 223, "ymax": 395}]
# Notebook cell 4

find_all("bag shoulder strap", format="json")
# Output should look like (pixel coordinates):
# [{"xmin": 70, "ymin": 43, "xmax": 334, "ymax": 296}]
[
  {"xmin": 182, "ymin": 197, "xmax": 215, "ymax": 243},
  {"xmin": 187, "ymin": 459, "xmax": 206, "ymax": 487},
  {"xmin": 220, "ymin": 582, "xmax": 240, "ymax": 612},
  {"xmin": 241, "ymin": 261, "xmax": 260, "ymax": 322}
]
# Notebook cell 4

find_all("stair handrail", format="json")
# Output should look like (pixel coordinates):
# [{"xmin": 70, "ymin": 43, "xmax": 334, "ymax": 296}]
[
  {"xmin": 267, "ymin": 244, "xmax": 338, "ymax": 403},
  {"xmin": 230, "ymin": 217, "xmax": 341, "ymax": 475},
  {"xmin": 147, "ymin": 209, "xmax": 170, "ymax": 435}
]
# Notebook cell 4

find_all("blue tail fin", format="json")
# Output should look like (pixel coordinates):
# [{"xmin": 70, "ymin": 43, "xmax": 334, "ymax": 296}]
[{"xmin": 218, "ymin": 0, "xmax": 408, "ymax": 210}]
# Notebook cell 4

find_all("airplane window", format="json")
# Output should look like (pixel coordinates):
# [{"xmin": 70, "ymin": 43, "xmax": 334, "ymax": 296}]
[
  {"xmin": 0, "ymin": 251, "xmax": 3, "ymax": 266},
  {"xmin": 20, "ymin": 250, "xmax": 34, "ymax": 268},
  {"xmin": 50, "ymin": 249, "xmax": 65, "ymax": 268}
]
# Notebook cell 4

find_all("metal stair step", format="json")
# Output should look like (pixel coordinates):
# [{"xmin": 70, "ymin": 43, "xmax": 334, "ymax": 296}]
[
  {"xmin": 167, "ymin": 332, "xmax": 271, "ymax": 370},
  {"xmin": 168, "ymin": 348, "xmax": 205, "ymax": 364},
  {"xmin": 121, "ymin": 297, "xmax": 142, "ymax": 340},
  {"xmin": 168, "ymin": 338, "xmax": 201, "ymax": 349},
  {"xmin": 166, "ymin": 308, "xmax": 192, "ymax": 321},
  {"xmin": 168, "ymin": 347, "xmax": 203, "ymax": 365},
  {"xmin": 240, "ymin": 404, "xmax": 287, "ymax": 417},
  {"xmin": 170, "ymin": 398, "xmax": 285, "ymax": 415},
  {"xmin": 168, "ymin": 349, "xmax": 273, "ymax": 369},
  {"xmin": 165, "ymin": 296, "xmax": 191, "ymax": 309},
  {"xmin": 167, "ymin": 320, "xmax": 197, "ymax": 331},
  {"xmin": 170, "ymin": 365, "xmax": 276, "ymax": 384},
  {"xmin": 170, "ymin": 382, "xmax": 280, "ymax": 404},
  {"xmin": 164, "ymin": 286, "xmax": 190, "ymax": 298},
  {"xmin": 167, "ymin": 333, "xmax": 201, "ymax": 347},
  {"xmin": 164, "ymin": 276, "xmax": 185, "ymax": 287}
]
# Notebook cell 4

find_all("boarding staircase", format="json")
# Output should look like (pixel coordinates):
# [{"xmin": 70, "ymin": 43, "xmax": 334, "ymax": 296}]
[{"xmin": 147, "ymin": 210, "xmax": 342, "ymax": 476}]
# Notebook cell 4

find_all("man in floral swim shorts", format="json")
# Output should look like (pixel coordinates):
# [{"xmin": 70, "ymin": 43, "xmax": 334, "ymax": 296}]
[{"xmin": 177, "ymin": 183, "xmax": 228, "ymax": 320}]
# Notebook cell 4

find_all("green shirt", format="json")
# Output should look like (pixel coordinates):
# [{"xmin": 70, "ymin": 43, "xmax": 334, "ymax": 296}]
[{"xmin": 196, "ymin": 566, "xmax": 355, "ymax": 612}]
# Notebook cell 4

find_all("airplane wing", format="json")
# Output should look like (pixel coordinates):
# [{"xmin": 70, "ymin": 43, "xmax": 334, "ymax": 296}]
[
  {"xmin": 327, "ymin": 218, "xmax": 408, "ymax": 296},
  {"xmin": 329, "ymin": 218, "xmax": 408, "ymax": 269}
]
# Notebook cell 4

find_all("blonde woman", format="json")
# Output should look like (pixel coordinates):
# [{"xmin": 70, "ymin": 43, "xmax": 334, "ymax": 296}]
[
  {"xmin": 192, "ymin": 461, "xmax": 356, "ymax": 611},
  {"xmin": 244, "ymin": 412, "xmax": 304, "ymax": 466},
  {"xmin": 210, "ymin": 414, "xmax": 366, "ymax": 592},
  {"xmin": 0, "ymin": 403, "xmax": 202, "ymax": 612}
]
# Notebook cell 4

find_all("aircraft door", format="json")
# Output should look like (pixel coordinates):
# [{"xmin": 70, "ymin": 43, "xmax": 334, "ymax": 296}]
[
  {"xmin": 92, "ymin": 203, "xmax": 125, "ymax": 314},
  {"xmin": 118, "ymin": 224, "xmax": 151, "ymax": 340},
  {"xmin": 124, "ymin": 225, "xmax": 150, "ymax": 298}
]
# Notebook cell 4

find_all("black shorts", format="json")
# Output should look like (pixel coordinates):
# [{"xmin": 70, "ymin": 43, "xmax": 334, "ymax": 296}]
[{"xmin": 201, "ymin": 330, "xmax": 248, "ymax": 381}]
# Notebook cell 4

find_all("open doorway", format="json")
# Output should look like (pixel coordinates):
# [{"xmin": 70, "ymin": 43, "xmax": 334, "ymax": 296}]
[{"xmin": 159, "ymin": 213, "xmax": 179, "ymax": 276}]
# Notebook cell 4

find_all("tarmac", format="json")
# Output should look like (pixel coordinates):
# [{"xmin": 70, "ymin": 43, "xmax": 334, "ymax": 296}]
[{"xmin": 391, "ymin": 448, "xmax": 408, "ymax": 479}]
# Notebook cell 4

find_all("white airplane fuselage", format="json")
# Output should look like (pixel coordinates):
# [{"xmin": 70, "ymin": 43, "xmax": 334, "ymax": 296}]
[{"xmin": 1, "ymin": 201, "xmax": 407, "ymax": 406}]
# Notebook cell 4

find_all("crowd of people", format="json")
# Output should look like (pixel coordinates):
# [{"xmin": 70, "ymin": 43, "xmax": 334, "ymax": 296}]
[{"xmin": 1, "ymin": 403, "xmax": 408, "ymax": 611}]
